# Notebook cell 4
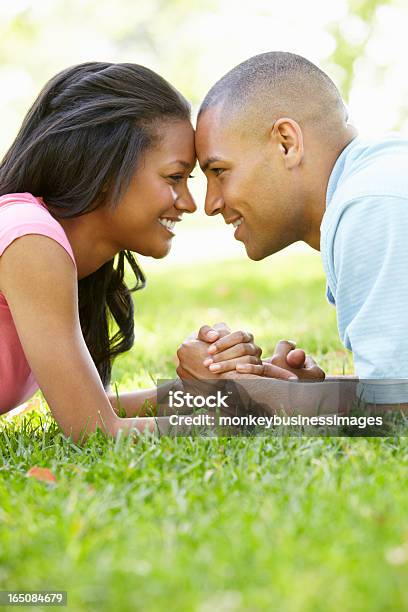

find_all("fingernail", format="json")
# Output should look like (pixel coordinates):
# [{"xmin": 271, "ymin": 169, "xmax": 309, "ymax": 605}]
[
  {"xmin": 208, "ymin": 345, "xmax": 217, "ymax": 354},
  {"xmin": 203, "ymin": 358, "xmax": 213, "ymax": 367},
  {"xmin": 209, "ymin": 363, "xmax": 221, "ymax": 371},
  {"xmin": 207, "ymin": 331, "xmax": 218, "ymax": 340},
  {"xmin": 288, "ymin": 376, "xmax": 298, "ymax": 381}
]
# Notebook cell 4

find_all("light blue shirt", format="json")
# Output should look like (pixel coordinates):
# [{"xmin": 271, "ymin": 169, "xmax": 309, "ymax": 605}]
[{"xmin": 320, "ymin": 135, "xmax": 408, "ymax": 403}]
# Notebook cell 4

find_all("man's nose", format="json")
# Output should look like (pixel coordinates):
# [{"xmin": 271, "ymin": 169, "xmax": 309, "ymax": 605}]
[{"xmin": 205, "ymin": 186, "xmax": 224, "ymax": 216}]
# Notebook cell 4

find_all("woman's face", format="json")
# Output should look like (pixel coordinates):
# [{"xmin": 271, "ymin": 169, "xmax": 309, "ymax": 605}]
[{"xmin": 106, "ymin": 119, "xmax": 197, "ymax": 258}]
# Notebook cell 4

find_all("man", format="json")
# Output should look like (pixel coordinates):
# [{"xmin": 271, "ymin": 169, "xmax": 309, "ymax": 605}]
[{"xmin": 179, "ymin": 51, "xmax": 408, "ymax": 408}]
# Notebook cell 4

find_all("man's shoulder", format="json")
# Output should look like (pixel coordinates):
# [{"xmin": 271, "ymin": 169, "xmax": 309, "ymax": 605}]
[
  {"xmin": 334, "ymin": 135, "xmax": 408, "ymax": 203},
  {"xmin": 321, "ymin": 136, "xmax": 408, "ymax": 292},
  {"xmin": 322, "ymin": 135, "xmax": 408, "ymax": 244}
]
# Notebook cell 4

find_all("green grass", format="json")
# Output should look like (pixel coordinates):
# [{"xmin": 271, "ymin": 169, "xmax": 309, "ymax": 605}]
[{"xmin": 1, "ymin": 253, "xmax": 407, "ymax": 612}]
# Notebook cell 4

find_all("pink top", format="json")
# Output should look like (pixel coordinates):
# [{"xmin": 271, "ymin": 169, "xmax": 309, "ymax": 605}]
[{"xmin": 0, "ymin": 193, "xmax": 77, "ymax": 414}]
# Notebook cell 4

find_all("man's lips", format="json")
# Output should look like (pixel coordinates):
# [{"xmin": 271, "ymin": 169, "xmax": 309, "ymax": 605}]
[
  {"xmin": 225, "ymin": 215, "xmax": 243, "ymax": 228},
  {"xmin": 224, "ymin": 215, "xmax": 244, "ymax": 240}
]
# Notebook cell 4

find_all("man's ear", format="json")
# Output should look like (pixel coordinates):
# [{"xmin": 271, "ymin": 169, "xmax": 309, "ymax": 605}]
[{"xmin": 270, "ymin": 117, "xmax": 304, "ymax": 169}]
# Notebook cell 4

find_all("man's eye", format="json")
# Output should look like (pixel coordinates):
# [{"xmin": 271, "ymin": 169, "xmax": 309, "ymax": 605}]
[{"xmin": 211, "ymin": 168, "xmax": 224, "ymax": 177}]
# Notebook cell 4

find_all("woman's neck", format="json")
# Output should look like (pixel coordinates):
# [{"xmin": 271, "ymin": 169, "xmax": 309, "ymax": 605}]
[{"xmin": 58, "ymin": 209, "xmax": 119, "ymax": 280}]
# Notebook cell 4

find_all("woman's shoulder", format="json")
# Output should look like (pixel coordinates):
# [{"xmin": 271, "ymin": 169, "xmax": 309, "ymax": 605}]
[
  {"xmin": 0, "ymin": 192, "xmax": 50, "ymax": 220},
  {"xmin": 0, "ymin": 191, "xmax": 44, "ymax": 207},
  {"xmin": 0, "ymin": 191, "xmax": 63, "ymax": 236},
  {"xmin": 0, "ymin": 192, "xmax": 76, "ymax": 269}
]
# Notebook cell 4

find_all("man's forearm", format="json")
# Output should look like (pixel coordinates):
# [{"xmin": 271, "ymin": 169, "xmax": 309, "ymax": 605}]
[
  {"xmin": 227, "ymin": 375, "xmax": 408, "ymax": 417},
  {"xmin": 221, "ymin": 376, "xmax": 359, "ymax": 417},
  {"xmin": 324, "ymin": 375, "xmax": 358, "ymax": 381}
]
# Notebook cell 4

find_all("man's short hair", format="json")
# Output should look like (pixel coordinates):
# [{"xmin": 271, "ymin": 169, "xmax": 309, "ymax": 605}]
[{"xmin": 199, "ymin": 51, "xmax": 347, "ymax": 133}]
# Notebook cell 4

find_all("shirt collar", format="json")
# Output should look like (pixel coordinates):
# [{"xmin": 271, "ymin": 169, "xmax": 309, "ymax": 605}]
[{"xmin": 326, "ymin": 136, "xmax": 360, "ymax": 208}]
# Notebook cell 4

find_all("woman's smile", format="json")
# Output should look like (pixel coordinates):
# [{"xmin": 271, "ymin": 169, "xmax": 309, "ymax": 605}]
[{"xmin": 157, "ymin": 216, "xmax": 182, "ymax": 236}]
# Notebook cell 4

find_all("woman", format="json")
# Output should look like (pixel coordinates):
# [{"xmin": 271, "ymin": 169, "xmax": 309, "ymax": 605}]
[{"xmin": 0, "ymin": 62, "xmax": 262, "ymax": 442}]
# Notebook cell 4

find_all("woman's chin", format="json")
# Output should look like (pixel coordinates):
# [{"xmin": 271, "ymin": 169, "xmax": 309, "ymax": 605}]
[
  {"xmin": 151, "ymin": 241, "xmax": 172, "ymax": 259},
  {"xmin": 134, "ymin": 237, "xmax": 173, "ymax": 259}
]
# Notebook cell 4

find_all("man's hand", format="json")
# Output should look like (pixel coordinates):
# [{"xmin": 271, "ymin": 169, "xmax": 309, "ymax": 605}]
[
  {"xmin": 236, "ymin": 340, "xmax": 326, "ymax": 381},
  {"xmin": 176, "ymin": 322, "xmax": 262, "ymax": 379},
  {"xmin": 199, "ymin": 322, "xmax": 263, "ymax": 373}
]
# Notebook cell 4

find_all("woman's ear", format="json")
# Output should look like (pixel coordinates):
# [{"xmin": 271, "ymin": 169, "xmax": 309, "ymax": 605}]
[{"xmin": 270, "ymin": 117, "xmax": 304, "ymax": 169}]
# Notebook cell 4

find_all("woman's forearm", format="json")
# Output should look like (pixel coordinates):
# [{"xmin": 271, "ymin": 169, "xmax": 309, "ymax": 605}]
[
  {"xmin": 108, "ymin": 387, "xmax": 157, "ymax": 417},
  {"xmin": 113, "ymin": 415, "xmax": 185, "ymax": 437},
  {"xmin": 107, "ymin": 379, "xmax": 186, "ymax": 418}
]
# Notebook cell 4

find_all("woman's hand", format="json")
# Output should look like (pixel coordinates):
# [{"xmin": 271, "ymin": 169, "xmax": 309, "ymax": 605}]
[
  {"xmin": 176, "ymin": 322, "xmax": 262, "ymax": 379},
  {"xmin": 236, "ymin": 339, "xmax": 326, "ymax": 381}
]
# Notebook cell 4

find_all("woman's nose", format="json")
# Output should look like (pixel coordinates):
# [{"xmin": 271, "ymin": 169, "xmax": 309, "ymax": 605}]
[{"xmin": 175, "ymin": 189, "xmax": 197, "ymax": 214}]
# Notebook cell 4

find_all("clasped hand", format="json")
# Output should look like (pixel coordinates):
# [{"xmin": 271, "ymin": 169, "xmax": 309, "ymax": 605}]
[{"xmin": 176, "ymin": 323, "xmax": 325, "ymax": 381}]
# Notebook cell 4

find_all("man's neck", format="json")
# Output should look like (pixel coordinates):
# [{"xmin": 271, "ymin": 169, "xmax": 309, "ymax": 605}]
[{"xmin": 303, "ymin": 125, "xmax": 358, "ymax": 251}]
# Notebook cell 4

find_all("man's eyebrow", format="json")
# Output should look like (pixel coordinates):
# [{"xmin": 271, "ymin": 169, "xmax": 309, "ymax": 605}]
[{"xmin": 201, "ymin": 156, "xmax": 223, "ymax": 172}]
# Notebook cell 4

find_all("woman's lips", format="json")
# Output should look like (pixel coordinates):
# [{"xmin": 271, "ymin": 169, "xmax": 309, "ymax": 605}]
[{"xmin": 158, "ymin": 217, "xmax": 180, "ymax": 236}]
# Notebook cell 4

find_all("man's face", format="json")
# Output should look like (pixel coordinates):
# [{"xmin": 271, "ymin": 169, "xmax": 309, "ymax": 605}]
[{"xmin": 195, "ymin": 106, "xmax": 303, "ymax": 260}]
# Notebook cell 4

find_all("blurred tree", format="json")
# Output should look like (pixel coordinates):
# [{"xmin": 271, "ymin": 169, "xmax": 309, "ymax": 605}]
[
  {"xmin": 0, "ymin": 0, "xmax": 406, "ymax": 153},
  {"xmin": 326, "ymin": 0, "xmax": 394, "ymax": 101},
  {"xmin": 0, "ymin": 0, "xmax": 216, "ymax": 102}
]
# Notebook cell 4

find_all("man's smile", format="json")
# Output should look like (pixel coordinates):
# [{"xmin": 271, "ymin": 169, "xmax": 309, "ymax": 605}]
[{"xmin": 225, "ymin": 215, "xmax": 245, "ymax": 239}]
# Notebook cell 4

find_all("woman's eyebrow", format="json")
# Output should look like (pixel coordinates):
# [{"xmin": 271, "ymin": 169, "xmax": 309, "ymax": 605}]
[
  {"xmin": 201, "ymin": 156, "xmax": 223, "ymax": 172},
  {"xmin": 168, "ymin": 160, "xmax": 195, "ymax": 168}
]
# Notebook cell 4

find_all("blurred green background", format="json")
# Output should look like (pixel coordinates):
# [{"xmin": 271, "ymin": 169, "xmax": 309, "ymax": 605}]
[
  {"xmin": 1, "ymin": 0, "xmax": 407, "ymax": 269},
  {"xmin": 1, "ymin": 0, "xmax": 407, "ymax": 141}
]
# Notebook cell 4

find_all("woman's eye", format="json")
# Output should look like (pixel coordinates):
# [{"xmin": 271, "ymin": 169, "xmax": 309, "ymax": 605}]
[
  {"xmin": 169, "ymin": 174, "xmax": 183, "ymax": 182},
  {"xmin": 169, "ymin": 174, "xmax": 195, "ymax": 183}
]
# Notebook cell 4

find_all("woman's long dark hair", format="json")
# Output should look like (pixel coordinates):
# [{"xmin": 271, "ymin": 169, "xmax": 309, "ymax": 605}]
[{"xmin": 0, "ymin": 62, "xmax": 191, "ymax": 387}]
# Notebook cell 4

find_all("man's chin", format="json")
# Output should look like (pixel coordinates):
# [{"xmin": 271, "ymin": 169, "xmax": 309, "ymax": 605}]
[{"xmin": 245, "ymin": 243, "xmax": 267, "ymax": 262}]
